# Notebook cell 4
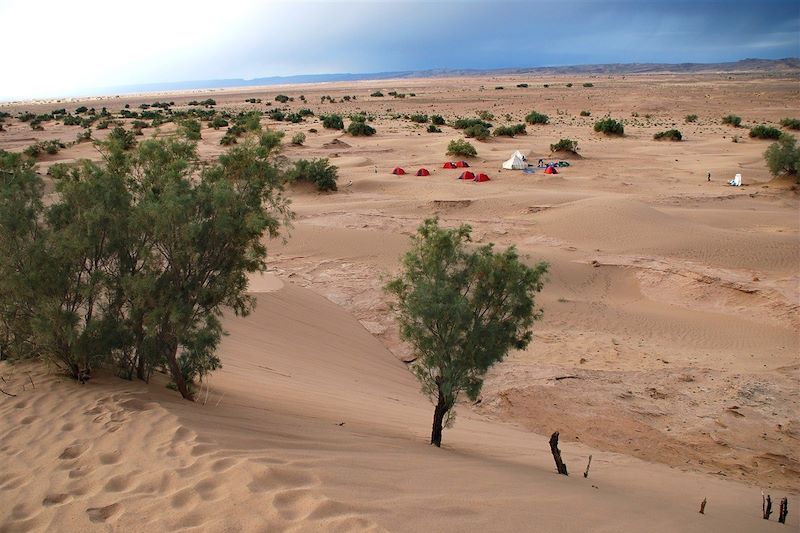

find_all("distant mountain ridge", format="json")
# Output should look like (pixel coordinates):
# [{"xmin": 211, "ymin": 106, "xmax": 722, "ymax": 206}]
[{"xmin": 86, "ymin": 57, "xmax": 800, "ymax": 96}]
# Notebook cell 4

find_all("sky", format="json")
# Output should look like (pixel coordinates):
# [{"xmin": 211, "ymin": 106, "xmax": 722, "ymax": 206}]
[{"xmin": 0, "ymin": 0, "xmax": 798, "ymax": 101}]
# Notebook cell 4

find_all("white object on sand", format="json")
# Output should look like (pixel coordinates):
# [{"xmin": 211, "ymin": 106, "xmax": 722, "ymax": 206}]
[{"xmin": 502, "ymin": 150, "xmax": 528, "ymax": 170}]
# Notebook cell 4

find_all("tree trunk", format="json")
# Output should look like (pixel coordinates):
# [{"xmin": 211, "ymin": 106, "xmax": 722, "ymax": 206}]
[
  {"xmin": 549, "ymin": 431, "xmax": 569, "ymax": 475},
  {"xmin": 163, "ymin": 334, "xmax": 193, "ymax": 401},
  {"xmin": 430, "ymin": 392, "xmax": 448, "ymax": 447}
]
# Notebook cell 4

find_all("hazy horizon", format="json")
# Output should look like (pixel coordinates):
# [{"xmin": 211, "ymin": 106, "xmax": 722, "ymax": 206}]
[{"xmin": 1, "ymin": 0, "xmax": 798, "ymax": 101}]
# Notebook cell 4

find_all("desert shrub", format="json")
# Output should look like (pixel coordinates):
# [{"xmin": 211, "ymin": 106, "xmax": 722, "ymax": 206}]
[
  {"xmin": 525, "ymin": 111, "xmax": 549, "ymax": 125},
  {"xmin": 779, "ymin": 118, "xmax": 800, "ymax": 130},
  {"xmin": 75, "ymin": 106, "xmax": 88, "ymax": 114},
  {"xmin": 495, "ymin": 86, "xmax": 504, "ymax": 90},
  {"xmin": 516, "ymin": 83, "xmax": 529, "ymax": 88},
  {"xmin": 722, "ymin": 114, "xmax": 742, "ymax": 127},
  {"xmin": 321, "ymin": 114, "xmax": 344, "ymax": 130},
  {"xmin": 370, "ymin": 91, "xmax": 384, "ymax": 97},
  {"xmin": 18, "ymin": 112, "xmax": 35, "ymax": 122},
  {"xmin": 267, "ymin": 109, "xmax": 285, "ymax": 122},
  {"xmin": 583, "ymin": 82, "xmax": 594, "ymax": 87},
  {"xmin": 427, "ymin": 125, "xmax": 442, "ymax": 133},
  {"xmin": 23, "ymin": 144, "xmax": 41, "ymax": 158},
  {"xmin": 284, "ymin": 113, "xmax": 303, "ymax": 124},
  {"xmin": 493, "ymin": 124, "xmax": 526, "ymax": 137},
  {"xmin": 550, "ymin": 138, "xmax": 579, "ymax": 153},
  {"xmin": 308, "ymin": 128, "xmax": 317, "ymax": 133},
  {"xmin": 274, "ymin": 95, "xmax": 290, "ymax": 103},
  {"xmin": 178, "ymin": 119, "xmax": 202, "ymax": 140},
  {"xmin": 63, "ymin": 115, "xmax": 81, "ymax": 126},
  {"xmin": 463, "ymin": 124, "xmax": 490, "ymax": 141},
  {"xmin": 297, "ymin": 108, "xmax": 314, "ymax": 117},
  {"xmin": 594, "ymin": 117, "xmax": 624, "ymax": 135},
  {"xmin": 47, "ymin": 162, "xmax": 77, "ymax": 180},
  {"xmin": 653, "ymin": 129, "xmax": 682, "ymax": 141},
  {"xmin": 446, "ymin": 139, "xmax": 477, "ymax": 157},
  {"xmin": 410, "ymin": 114, "xmax": 429, "ymax": 123},
  {"xmin": 108, "ymin": 126, "xmax": 137, "ymax": 150},
  {"xmin": 75, "ymin": 129, "xmax": 92, "ymax": 143},
  {"xmin": 288, "ymin": 158, "xmax": 338, "ymax": 191},
  {"xmin": 347, "ymin": 121, "xmax": 376, "ymax": 136},
  {"xmin": 478, "ymin": 110, "xmax": 494, "ymax": 121},
  {"xmin": 96, "ymin": 119, "xmax": 111, "ymax": 130},
  {"xmin": 238, "ymin": 112, "xmax": 262, "ymax": 131},
  {"xmin": 131, "ymin": 120, "xmax": 148, "ymax": 130},
  {"xmin": 348, "ymin": 112, "xmax": 370, "ymax": 123},
  {"xmin": 258, "ymin": 130, "xmax": 285, "ymax": 152},
  {"xmin": 209, "ymin": 116, "xmax": 229, "ymax": 129},
  {"xmin": 453, "ymin": 118, "xmax": 492, "ymax": 130},
  {"xmin": 749, "ymin": 125, "xmax": 782, "ymax": 139},
  {"xmin": 431, "ymin": 115, "xmax": 445, "ymax": 126},
  {"xmin": 220, "ymin": 134, "xmax": 237, "ymax": 146},
  {"xmin": 764, "ymin": 134, "xmax": 800, "ymax": 179},
  {"xmin": 685, "ymin": 114, "xmax": 698, "ymax": 123},
  {"xmin": 393, "ymin": 93, "xmax": 406, "ymax": 99},
  {"xmin": 291, "ymin": 132, "xmax": 306, "ymax": 145},
  {"xmin": 566, "ymin": 83, "xmax": 573, "ymax": 88},
  {"xmin": 580, "ymin": 110, "xmax": 591, "ymax": 117}
]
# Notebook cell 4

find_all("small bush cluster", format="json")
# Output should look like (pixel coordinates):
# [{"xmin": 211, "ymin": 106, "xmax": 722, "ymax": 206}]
[
  {"xmin": 446, "ymin": 139, "xmax": 477, "ymax": 157},
  {"xmin": 188, "ymin": 98, "xmax": 216, "ymax": 107},
  {"xmin": 653, "ymin": 129, "xmax": 682, "ymax": 141},
  {"xmin": 453, "ymin": 118, "xmax": 492, "ymax": 130},
  {"xmin": 722, "ymin": 115, "xmax": 742, "ymax": 127},
  {"xmin": 410, "ymin": 114, "xmax": 428, "ymax": 124},
  {"xmin": 493, "ymin": 124, "xmax": 526, "ymax": 137},
  {"xmin": 583, "ymin": 82, "xmax": 594, "ymax": 87},
  {"xmin": 23, "ymin": 139, "xmax": 66, "ymax": 158},
  {"xmin": 580, "ymin": 110, "xmax": 591, "ymax": 117},
  {"xmin": 764, "ymin": 134, "xmax": 800, "ymax": 179},
  {"xmin": 321, "ymin": 114, "xmax": 344, "ymax": 130},
  {"xmin": 550, "ymin": 139, "xmax": 579, "ymax": 153},
  {"xmin": 431, "ymin": 115, "xmax": 445, "ymax": 126},
  {"xmin": 685, "ymin": 114, "xmax": 698, "ymax": 123},
  {"xmin": 525, "ymin": 111, "xmax": 549, "ymax": 125},
  {"xmin": 347, "ymin": 121, "xmax": 376, "ymax": 136},
  {"xmin": 274, "ymin": 95, "xmax": 290, "ymax": 103},
  {"xmin": 427, "ymin": 125, "xmax": 442, "ymax": 133},
  {"xmin": 288, "ymin": 158, "xmax": 339, "ymax": 191},
  {"xmin": 594, "ymin": 118, "xmax": 624, "ymax": 135},
  {"xmin": 178, "ymin": 119, "xmax": 202, "ymax": 140},
  {"xmin": 516, "ymin": 83, "xmax": 528, "ymax": 88},
  {"xmin": 463, "ymin": 124, "xmax": 490, "ymax": 141},
  {"xmin": 780, "ymin": 118, "xmax": 800, "ymax": 130},
  {"xmin": 370, "ymin": 91, "xmax": 384, "ymax": 97},
  {"xmin": 749, "ymin": 125, "xmax": 782, "ymax": 139},
  {"xmin": 291, "ymin": 132, "xmax": 306, "ymax": 146}
]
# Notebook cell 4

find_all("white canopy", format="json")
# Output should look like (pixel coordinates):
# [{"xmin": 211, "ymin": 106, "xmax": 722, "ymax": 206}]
[
  {"xmin": 502, "ymin": 150, "xmax": 528, "ymax": 170},
  {"xmin": 730, "ymin": 173, "xmax": 742, "ymax": 186}
]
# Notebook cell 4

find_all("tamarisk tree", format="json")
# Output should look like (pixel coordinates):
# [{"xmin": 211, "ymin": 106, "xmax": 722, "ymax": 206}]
[{"xmin": 386, "ymin": 219, "xmax": 547, "ymax": 447}]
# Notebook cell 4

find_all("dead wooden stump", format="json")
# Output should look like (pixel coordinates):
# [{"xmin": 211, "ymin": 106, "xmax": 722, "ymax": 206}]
[
  {"xmin": 549, "ymin": 431, "xmax": 568, "ymax": 476},
  {"xmin": 778, "ymin": 497, "xmax": 788, "ymax": 524},
  {"xmin": 763, "ymin": 493, "xmax": 773, "ymax": 520},
  {"xmin": 583, "ymin": 455, "xmax": 592, "ymax": 478},
  {"xmin": 699, "ymin": 498, "xmax": 707, "ymax": 514}
]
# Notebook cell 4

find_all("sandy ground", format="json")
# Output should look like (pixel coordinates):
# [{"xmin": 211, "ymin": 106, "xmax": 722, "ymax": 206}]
[{"xmin": 1, "ymin": 73, "xmax": 798, "ymax": 531}]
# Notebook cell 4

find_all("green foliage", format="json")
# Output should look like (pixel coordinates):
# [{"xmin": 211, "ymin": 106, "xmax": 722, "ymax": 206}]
[
  {"xmin": 749, "ymin": 125, "xmax": 782, "ymax": 139},
  {"xmin": 321, "ymin": 114, "xmax": 344, "ymax": 130},
  {"xmin": 764, "ymin": 134, "xmax": 800, "ymax": 179},
  {"xmin": 370, "ymin": 91, "xmax": 384, "ymax": 97},
  {"xmin": 580, "ymin": 110, "xmax": 591, "ymax": 117},
  {"xmin": 385, "ymin": 219, "xmax": 547, "ymax": 446},
  {"xmin": 23, "ymin": 140, "xmax": 65, "ymax": 158},
  {"xmin": 0, "ymin": 137, "xmax": 292, "ymax": 395},
  {"xmin": 108, "ymin": 126, "xmax": 137, "ymax": 150},
  {"xmin": 594, "ymin": 117, "xmax": 624, "ymax": 135},
  {"xmin": 288, "ymin": 158, "xmax": 338, "ymax": 191},
  {"xmin": 550, "ymin": 138, "xmax": 579, "ymax": 153},
  {"xmin": 427, "ymin": 125, "xmax": 442, "ymax": 133},
  {"xmin": 583, "ymin": 82, "xmax": 594, "ymax": 87},
  {"xmin": 347, "ymin": 121, "xmax": 376, "ymax": 136},
  {"xmin": 446, "ymin": 139, "xmax": 477, "ymax": 157},
  {"xmin": 410, "ymin": 114, "xmax": 429, "ymax": 123},
  {"xmin": 209, "ymin": 116, "xmax": 229, "ymax": 129},
  {"xmin": 188, "ymin": 98, "xmax": 216, "ymax": 107},
  {"xmin": 431, "ymin": 115, "xmax": 445, "ymax": 126},
  {"xmin": 297, "ymin": 108, "xmax": 315, "ymax": 117},
  {"xmin": 722, "ymin": 114, "xmax": 742, "ymax": 127},
  {"xmin": 493, "ymin": 124, "xmax": 526, "ymax": 137},
  {"xmin": 525, "ymin": 111, "xmax": 549, "ymax": 125},
  {"xmin": 274, "ymin": 94, "xmax": 290, "ymax": 103},
  {"xmin": 291, "ymin": 132, "xmax": 306, "ymax": 145},
  {"xmin": 453, "ymin": 118, "xmax": 492, "ymax": 130},
  {"xmin": 780, "ymin": 118, "xmax": 800, "ymax": 130},
  {"xmin": 463, "ymin": 124, "xmax": 490, "ymax": 141},
  {"xmin": 685, "ymin": 114, "xmax": 698, "ymax": 123},
  {"xmin": 516, "ymin": 83, "xmax": 529, "ymax": 88},
  {"xmin": 75, "ymin": 106, "xmax": 88, "ymax": 114},
  {"xmin": 566, "ymin": 83, "xmax": 573, "ymax": 88},
  {"xmin": 63, "ymin": 114, "xmax": 81, "ymax": 126},
  {"xmin": 478, "ymin": 110, "xmax": 494, "ymax": 121},
  {"xmin": 653, "ymin": 129, "xmax": 682, "ymax": 141}
]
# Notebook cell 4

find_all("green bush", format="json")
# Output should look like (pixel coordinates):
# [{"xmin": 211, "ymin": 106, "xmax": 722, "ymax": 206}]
[
  {"xmin": 291, "ymin": 132, "xmax": 306, "ymax": 146},
  {"xmin": 580, "ymin": 110, "xmax": 591, "ymax": 117},
  {"xmin": 284, "ymin": 113, "xmax": 303, "ymax": 124},
  {"xmin": 779, "ymin": 118, "xmax": 800, "ymax": 130},
  {"xmin": 685, "ymin": 114, "xmax": 698, "ymax": 123},
  {"xmin": 463, "ymin": 124, "xmax": 490, "ymax": 141},
  {"xmin": 446, "ymin": 139, "xmax": 477, "ymax": 157},
  {"xmin": 427, "ymin": 125, "xmax": 442, "ymax": 133},
  {"xmin": 347, "ymin": 121, "xmax": 376, "ymax": 136},
  {"xmin": 23, "ymin": 144, "xmax": 41, "ymax": 158},
  {"xmin": 431, "ymin": 115, "xmax": 445, "ymax": 126},
  {"xmin": 749, "ymin": 125, "xmax": 782, "ymax": 139},
  {"xmin": 583, "ymin": 82, "xmax": 594, "ymax": 87},
  {"xmin": 63, "ymin": 115, "xmax": 81, "ymax": 126},
  {"xmin": 220, "ymin": 134, "xmax": 237, "ymax": 146},
  {"xmin": 274, "ymin": 95, "xmax": 290, "ymax": 103},
  {"xmin": 453, "ymin": 118, "xmax": 492, "ymax": 130},
  {"xmin": 267, "ymin": 109, "xmax": 285, "ymax": 121},
  {"xmin": 108, "ymin": 126, "xmax": 137, "ymax": 150},
  {"xmin": 288, "ymin": 158, "xmax": 338, "ymax": 191},
  {"xmin": 46, "ymin": 162, "xmax": 77, "ymax": 180},
  {"xmin": 653, "ymin": 129, "xmax": 682, "ymax": 141},
  {"xmin": 209, "ymin": 116, "xmax": 229, "ymax": 129},
  {"xmin": 516, "ymin": 83, "xmax": 528, "ymax": 88},
  {"xmin": 594, "ymin": 118, "xmax": 624, "ymax": 135},
  {"xmin": 370, "ymin": 91, "xmax": 384, "ymax": 97},
  {"xmin": 179, "ymin": 119, "xmax": 202, "ymax": 140},
  {"xmin": 722, "ymin": 115, "xmax": 742, "ymax": 127},
  {"xmin": 298, "ymin": 108, "xmax": 315, "ymax": 117},
  {"xmin": 321, "ymin": 114, "xmax": 344, "ymax": 130},
  {"xmin": 525, "ymin": 111, "xmax": 549, "ymax": 125},
  {"xmin": 75, "ymin": 106, "xmax": 88, "ymax": 114},
  {"xmin": 550, "ymin": 139, "xmax": 579, "ymax": 153},
  {"xmin": 478, "ymin": 110, "xmax": 494, "ymax": 121},
  {"xmin": 493, "ymin": 124, "xmax": 526, "ymax": 137},
  {"xmin": 410, "ymin": 114, "xmax": 429, "ymax": 123},
  {"xmin": 764, "ymin": 134, "xmax": 800, "ymax": 179},
  {"xmin": 566, "ymin": 83, "xmax": 573, "ymax": 88}
]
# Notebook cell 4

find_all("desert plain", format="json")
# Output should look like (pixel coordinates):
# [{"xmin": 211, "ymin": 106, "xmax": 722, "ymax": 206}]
[{"xmin": 1, "ymin": 71, "xmax": 798, "ymax": 531}]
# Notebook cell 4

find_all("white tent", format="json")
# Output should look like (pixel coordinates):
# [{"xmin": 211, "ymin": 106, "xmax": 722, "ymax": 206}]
[
  {"xmin": 729, "ymin": 173, "xmax": 742, "ymax": 186},
  {"xmin": 502, "ymin": 150, "xmax": 528, "ymax": 170}
]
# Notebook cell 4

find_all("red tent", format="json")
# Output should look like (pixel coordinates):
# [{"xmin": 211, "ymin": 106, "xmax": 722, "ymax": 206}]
[
  {"xmin": 474, "ymin": 173, "xmax": 490, "ymax": 182},
  {"xmin": 457, "ymin": 171, "xmax": 475, "ymax": 180},
  {"xmin": 544, "ymin": 166, "xmax": 558, "ymax": 175},
  {"xmin": 456, "ymin": 161, "xmax": 470, "ymax": 168},
  {"xmin": 392, "ymin": 167, "xmax": 405, "ymax": 175},
  {"xmin": 416, "ymin": 168, "xmax": 430, "ymax": 176},
  {"xmin": 442, "ymin": 162, "xmax": 457, "ymax": 169}
]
